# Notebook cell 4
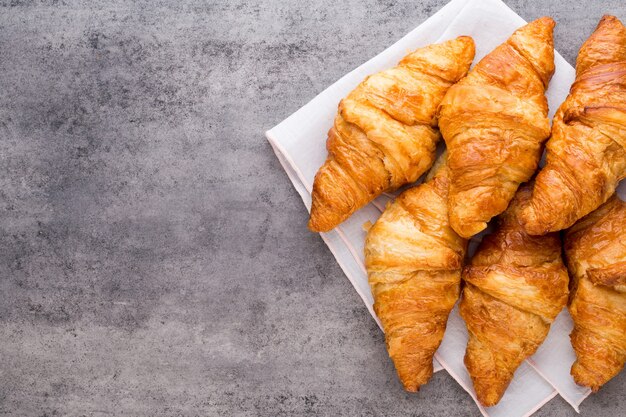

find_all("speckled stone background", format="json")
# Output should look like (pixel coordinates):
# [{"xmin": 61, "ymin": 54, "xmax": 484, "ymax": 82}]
[{"xmin": 0, "ymin": 1, "xmax": 624, "ymax": 416}]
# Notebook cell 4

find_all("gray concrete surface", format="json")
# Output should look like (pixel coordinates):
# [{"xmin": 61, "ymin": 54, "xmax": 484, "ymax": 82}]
[{"xmin": 0, "ymin": 0, "xmax": 624, "ymax": 416}]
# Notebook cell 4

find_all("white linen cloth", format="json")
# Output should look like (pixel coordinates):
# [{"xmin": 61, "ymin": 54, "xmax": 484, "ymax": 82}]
[{"xmin": 266, "ymin": 0, "xmax": 626, "ymax": 415}]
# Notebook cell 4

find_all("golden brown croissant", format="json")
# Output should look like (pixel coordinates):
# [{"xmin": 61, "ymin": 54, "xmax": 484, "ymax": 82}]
[
  {"xmin": 364, "ymin": 154, "xmax": 466, "ymax": 391},
  {"xmin": 308, "ymin": 37, "xmax": 475, "ymax": 232},
  {"xmin": 520, "ymin": 16, "xmax": 626, "ymax": 235},
  {"xmin": 438, "ymin": 18, "xmax": 555, "ymax": 238},
  {"xmin": 459, "ymin": 185, "xmax": 569, "ymax": 406},
  {"xmin": 565, "ymin": 196, "xmax": 626, "ymax": 392}
]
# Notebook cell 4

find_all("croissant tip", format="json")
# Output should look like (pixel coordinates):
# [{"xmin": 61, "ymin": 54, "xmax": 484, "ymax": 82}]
[
  {"xmin": 478, "ymin": 397, "xmax": 501, "ymax": 408},
  {"xmin": 519, "ymin": 219, "xmax": 545, "ymax": 236},
  {"xmin": 473, "ymin": 383, "xmax": 507, "ymax": 407},
  {"xmin": 517, "ymin": 205, "xmax": 548, "ymax": 236},
  {"xmin": 308, "ymin": 207, "xmax": 338, "ymax": 232},
  {"xmin": 307, "ymin": 218, "xmax": 323, "ymax": 233},
  {"xmin": 595, "ymin": 15, "xmax": 625, "ymax": 32},
  {"xmin": 456, "ymin": 35, "xmax": 475, "ymax": 43},
  {"xmin": 402, "ymin": 384, "xmax": 421, "ymax": 393},
  {"xmin": 536, "ymin": 16, "xmax": 556, "ymax": 27},
  {"xmin": 308, "ymin": 225, "xmax": 329, "ymax": 233},
  {"xmin": 599, "ymin": 15, "xmax": 621, "ymax": 24},
  {"xmin": 456, "ymin": 222, "xmax": 487, "ymax": 239},
  {"xmin": 519, "ymin": 16, "xmax": 555, "ymax": 31},
  {"xmin": 571, "ymin": 374, "xmax": 601, "ymax": 393},
  {"xmin": 399, "ymin": 372, "xmax": 432, "ymax": 392},
  {"xmin": 571, "ymin": 363, "xmax": 606, "ymax": 392}
]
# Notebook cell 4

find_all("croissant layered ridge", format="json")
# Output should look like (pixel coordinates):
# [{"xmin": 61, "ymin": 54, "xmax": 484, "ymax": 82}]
[
  {"xmin": 459, "ymin": 185, "xmax": 569, "ymax": 406},
  {"xmin": 521, "ymin": 15, "xmax": 626, "ymax": 235},
  {"xmin": 438, "ymin": 17, "xmax": 555, "ymax": 238},
  {"xmin": 308, "ymin": 36, "xmax": 475, "ymax": 232},
  {"xmin": 565, "ymin": 196, "xmax": 626, "ymax": 392},
  {"xmin": 364, "ymin": 156, "xmax": 467, "ymax": 391}
]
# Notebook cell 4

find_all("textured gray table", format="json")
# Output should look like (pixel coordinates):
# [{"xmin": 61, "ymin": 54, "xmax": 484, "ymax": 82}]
[{"xmin": 1, "ymin": 1, "xmax": 624, "ymax": 416}]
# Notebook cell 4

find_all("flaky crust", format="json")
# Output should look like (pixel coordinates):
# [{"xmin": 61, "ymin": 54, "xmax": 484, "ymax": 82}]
[
  {"xmin": 521, "ymin": 16, "xmax": 626, "ymax": 235},
  {"xmin": 438, "ymin": 18, "xmax": 555, "ymax": 238},
  {"xmin": 308, "ymin": 37, "xmax": 475, "ymax": 232},
  {"xmin": 364, "ymin": 156, "xmax": 466, "ymax": 391},
  {"xmin": 459, "ymin": 185, "xmax": 569, "ymax": 406},
  {"xmin": 565, "ymin": 196, "xmax": 626, "ymax": 392}
]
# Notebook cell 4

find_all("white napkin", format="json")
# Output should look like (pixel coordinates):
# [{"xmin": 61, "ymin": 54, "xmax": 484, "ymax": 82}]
[{"xmin": 266, "ymin": 0, "xmax": 625, "ymax": 415}]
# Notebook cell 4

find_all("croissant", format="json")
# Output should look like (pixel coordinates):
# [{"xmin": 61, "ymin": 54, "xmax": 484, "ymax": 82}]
[
  {"xmin": 308, "ymin": 37, "xmax": 475, "ymax": 232},
  {"xmin": 459, "ymin": 185, "xmax": 569, "ymax": 406},
  {"xmin": 438, "ymin": 17, "xmax": 555, "ymax": 238},
  {"xmin": 565, "ymin": 196, "xmax": 626, "ymax": 392},
  {"xmin": 364, "ymin": 154, "xmax": 467, "ymax": 391},
  {"xmin": 520, "ymin": 16, "xmax": 626, "ymax": 235}
]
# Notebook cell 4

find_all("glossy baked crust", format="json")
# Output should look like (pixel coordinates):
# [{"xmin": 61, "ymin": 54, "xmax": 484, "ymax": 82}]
[
  {"xmin": 308, "ymin": 37, "xmax": 475, "ymax": 232},
  {"xmin": 565, "ymin": 196, "xmax": 626, "ymax": 392},
  {"xmin": 364, "ymin": 155, "xmax": 466, "ymax": 391},
  {"xmin": 521, "ymin": 15, "xmax": 626, "ymax": 235},
  {"xmin": 438, "ymin": 17, "xmax": 555, "ymax": 238},
  {"xmin": 459, "ymin": 185, "xmax": 569, "ymax": 406}
]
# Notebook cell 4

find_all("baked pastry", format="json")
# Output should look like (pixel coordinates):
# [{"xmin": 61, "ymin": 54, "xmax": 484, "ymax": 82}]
[
  {"xmin": 364, "ymin": 154, "xmax": 466, "ymax": 391},
  {"xmin": 520, "ymin": 15, "xmax": 626, "ymax": 235},
  {"xmin": 438, "ymin": 17, "xmax": 555, "ymax": 238},
  {"xmin": 459, "ymin": 185, "xmax": 569, "ymax": 406},
  {"xmin": 565, "ymin": 195, "xmax": 626, "ymax": 392},
  {"xmin": 308, "ymin": 37, "xmax": 475, "ymax": 232}
]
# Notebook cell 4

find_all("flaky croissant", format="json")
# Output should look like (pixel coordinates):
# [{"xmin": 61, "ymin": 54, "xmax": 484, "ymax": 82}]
[
  {"xmin": 308, "ymin": 37, "xmax": 475, "ymax": 232},
  {"xmin": 520, "ymin": 15, "xmax": 626, "ymax": 235},
  {"xmin": 364, "ymin": 154, "xmax": 466, "ymax": 391},
  {"xmin": 565, "ymin": 195, "xmax": 626, "ymax": 392},
  {"xmin": 438, "ymin": 17, "xmax": 555, "ymax": 238},
  {"xmin": 459, "ymin": 185, "xmax": 569, "ymax": 406}
]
